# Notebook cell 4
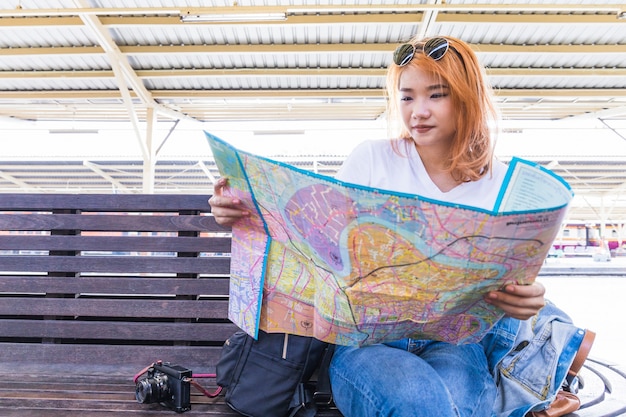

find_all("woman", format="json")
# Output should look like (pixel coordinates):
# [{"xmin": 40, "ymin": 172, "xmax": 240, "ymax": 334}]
[{"xmin": 209, "ymin": 35, "xmax": 548, "ymax": 417}]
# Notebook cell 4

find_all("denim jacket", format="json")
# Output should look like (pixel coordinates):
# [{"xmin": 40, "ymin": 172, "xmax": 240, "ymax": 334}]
[{"xmin": 481, "ymin": 301, "xmax": 586, "ymax": 417}]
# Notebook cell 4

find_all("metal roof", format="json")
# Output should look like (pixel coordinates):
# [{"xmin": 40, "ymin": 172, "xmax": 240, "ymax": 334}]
[
  {"xmin": 0, "ymin": 1, "xmax": 625, "ymax": 223},
  {"xmin": 1, "ymin": 1, "xmax": 625, "ymax": 123}
]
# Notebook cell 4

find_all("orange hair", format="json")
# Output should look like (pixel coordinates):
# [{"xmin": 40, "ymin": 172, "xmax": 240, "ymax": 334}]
[{"xmin": 386, "ymin": 35, "xmax": 499, "ymax": 182}]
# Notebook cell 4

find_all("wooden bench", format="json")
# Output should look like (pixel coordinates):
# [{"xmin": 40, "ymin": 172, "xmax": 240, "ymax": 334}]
[{"xmin": 0, "ymin": 193, "xmax": 624, "ymax": 417}]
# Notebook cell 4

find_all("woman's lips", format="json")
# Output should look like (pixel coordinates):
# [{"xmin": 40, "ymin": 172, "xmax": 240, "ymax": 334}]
[{"xmin": 414, "ymin": 125, "xmax": 434, "ymax": 133}]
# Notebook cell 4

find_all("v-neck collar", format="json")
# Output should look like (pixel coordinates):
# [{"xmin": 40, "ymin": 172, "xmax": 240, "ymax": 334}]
[{"xmin": 407, "ymin": 143, "xmax": 465, "ymax": 197}]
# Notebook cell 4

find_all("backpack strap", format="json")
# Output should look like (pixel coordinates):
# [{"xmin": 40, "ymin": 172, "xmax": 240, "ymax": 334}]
[
  {"xmin": 288, "ymin": 383, "xmax": 317, "ymax": 417},
  {"xmin": 288, "ymin": 344, "xmax": 336, "ymax": 417},
  {"xmin": 314, "ymin": 344, "xmax": 335, "ymax": 406}
]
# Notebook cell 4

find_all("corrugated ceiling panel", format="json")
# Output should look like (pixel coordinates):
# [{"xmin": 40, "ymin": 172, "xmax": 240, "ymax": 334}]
[
  {"xmin": 483, "ymin": 53, "xmax": 626, "ymax": 70},
  {"xmin": 434, "ymin": 21, "xmax": 625, "ymax": 47},
  {"xmin": 490, "ymin": 75, "xmax": 626, "ymax": 89},
  {"xmin": 143, "ymin": 74, "xmax": 384, "ymax": 90},
  {"xmin": 92, "ymin": 0, "xmax": 231, "ymax": 7},
  {"xmin": 460, "ymin": 0, "xmax": 625, "ymax": 5},
  {"xmin": 0, "ymin": 26, "xmax": 98, "ymax": 47},
  {"xmin": 128, "ymin": 52, "xmax": 392, "ymax": 70},
  {"xmin": 0, "ymin": 78, "xmax": 119, "ymax": 90},
  {"xmin": 110, "ymin": 22, "xmax": 416, "ymax": 46},
  {"xmin": 0, "ymin": 55, "xmax": 111, "ymax": 71},
  {"xmin": 0, "ymin": 0, "xmax": 623, "ymax": 125}
]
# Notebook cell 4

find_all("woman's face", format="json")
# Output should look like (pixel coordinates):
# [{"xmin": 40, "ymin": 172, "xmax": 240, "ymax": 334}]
[{"xmin": 398, "ymin": 66, "xmax": 457, "ymax": 152}]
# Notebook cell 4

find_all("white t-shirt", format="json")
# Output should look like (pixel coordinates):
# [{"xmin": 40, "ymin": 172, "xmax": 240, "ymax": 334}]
[{"xmin": 336, "ymin": 139, "xmax": 507, "ymax": 211}]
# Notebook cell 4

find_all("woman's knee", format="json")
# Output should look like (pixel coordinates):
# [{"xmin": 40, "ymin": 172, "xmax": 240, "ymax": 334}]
[
  {"xmin": 330, "ymin": 344, "xmax": 458, "ymax": 417},
  {"xmin": 420, "ymin": 343, "xmax": 496, "ymax": 417}
]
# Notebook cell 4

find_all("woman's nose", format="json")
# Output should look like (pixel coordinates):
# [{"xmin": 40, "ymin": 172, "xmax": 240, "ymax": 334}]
[{"xmin": 412, "ymin": 101, "xmax": 430, "ymax": 118}]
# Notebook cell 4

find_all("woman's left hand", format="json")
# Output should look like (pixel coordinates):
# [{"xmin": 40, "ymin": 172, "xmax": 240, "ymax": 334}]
[{"xmin": 484, "ymin": 281, "xmax": 546, "ymax": 320}]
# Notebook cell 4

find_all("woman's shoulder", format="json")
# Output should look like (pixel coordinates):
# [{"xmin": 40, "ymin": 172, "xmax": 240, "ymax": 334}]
[
  {"xmin": 490, "ymin": 158, "xmax": 509, "ymax": 178},
  {"xmin": 349, "ymin": 138, "xmax": 410, "ymax": 157},
  {"xmin": 352, "ymin": 138, "xmax": 396, "ymax": 150}
]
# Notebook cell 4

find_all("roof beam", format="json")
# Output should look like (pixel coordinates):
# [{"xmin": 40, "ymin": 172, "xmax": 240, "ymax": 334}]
[
  {"xmin": 198, "ymin": 161, "xmax": 217, "ymax": 186},
  {"xmin": 0, "ymin": 4, "xmax": 622, "ymax": 17},
  {"xmin": 1, "ymin": 13, "xmax": 622, "ymax": 27},
  {"xmin": 74, "ymin": 3, "xmax": 150, "ymax": 160},
  {"xmin": 68, "ymin": 2, "xmax": 193, "ymax": 126},
  {"xmin": 1, "ymin": 4, "xmax": 624, "ymax": 27},
  {"xmin": 0, "ymin": 170, "xmax": 40, "ymax": 191},
  {"xmin": 83, "ymin": 161, "xmax": 130, "ymax": 193},
  {"xmin": 2, "ymin": 43, "xmax": 625, "ymax": 56},
  {"xmin": 2, "ymin": 67, "xmax": 625, "ymax": 79},
  {"xmin": 1, "ymin": 88, "xmax": 625, "ymax": 100},
  {"xmin": 569, "ymin": 106, "xmax": 626, "ymax": 120},
  {"xmin": 415, "ymin": 0, "xmax": 440, "ymax": 39}
]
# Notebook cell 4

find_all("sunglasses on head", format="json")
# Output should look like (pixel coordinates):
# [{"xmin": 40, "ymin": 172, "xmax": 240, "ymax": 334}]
[{"xmin": 393, "ymin": 37, "xmax": 450, "ymax": 67}]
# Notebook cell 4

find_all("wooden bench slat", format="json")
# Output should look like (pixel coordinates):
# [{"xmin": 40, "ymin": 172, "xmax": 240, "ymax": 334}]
[
  {"xmin": 0, "ymin": 403, "xmax": 243, "ymax": 417},
  {"xmin": 0, "ymin": 235, "xmax": 232, "ymax": 252},
  {"xmin": 0, "ymin": 409, "xmax": 241, "ymax": 417},
  {"xmin": 0, "ymin": 255, "xmax": 231, "ymax": 273},
  {"xmin": 0, "ymin": 319, "xmax": 237, "ymax": 342},
  {"xmin": 0, "ymin": 343, "xmax": 223, "ymax": 371},
  {"xmin": 0, "ymin": 298, "xmax": 229, "ymax": 319},
  {"xmin": 0, "ymin": 193, "xmax": 213, "ymax": 212},
  {"xmin": 0, "ymin": 213, "xmax": 221, "ymax": 232},
  {"xmin": 0, "ymin": 276, "xmax": 229, "ymax": 295}
]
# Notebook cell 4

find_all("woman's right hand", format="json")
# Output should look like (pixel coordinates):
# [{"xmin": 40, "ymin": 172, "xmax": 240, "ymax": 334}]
[{"xmin": 208, "ymin": 177, "xmax": 250, "ymax": 227}]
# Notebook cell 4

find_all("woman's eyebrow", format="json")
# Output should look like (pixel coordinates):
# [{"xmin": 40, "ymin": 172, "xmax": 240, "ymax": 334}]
[{"xmin": 398, "ymin": 83, "xmax": 449, "ymax": 92}]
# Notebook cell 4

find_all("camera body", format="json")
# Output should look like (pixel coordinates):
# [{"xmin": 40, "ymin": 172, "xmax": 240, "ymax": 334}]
[{"xmin": 135, "ymin": 362, "xmax": 192, "ymax": 413}]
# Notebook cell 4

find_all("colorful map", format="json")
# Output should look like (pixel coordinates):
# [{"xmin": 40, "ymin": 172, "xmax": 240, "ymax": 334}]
[{"xmin": 206, "ymin": 132, "xmax": 573, "ymax": 346}]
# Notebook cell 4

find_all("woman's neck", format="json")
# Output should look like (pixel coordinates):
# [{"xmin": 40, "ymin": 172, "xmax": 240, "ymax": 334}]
[{"xmin": 414, "ymin": 144, "xmax": 461, "ymax": 193}]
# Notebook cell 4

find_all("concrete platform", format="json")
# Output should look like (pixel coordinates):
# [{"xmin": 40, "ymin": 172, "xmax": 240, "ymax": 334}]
[
  {"xmin": 539, "ymin": 257, "xmax": 626, "ymax": 276},
  {"xmin": 574, "ymin": 358, "xmax": 626, "ymax": 416}
]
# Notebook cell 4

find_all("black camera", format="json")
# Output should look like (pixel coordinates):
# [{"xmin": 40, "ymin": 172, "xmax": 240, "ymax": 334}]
[{"xmin": 135, "ymin": 362, "xmax": 192, "ymax": 413}]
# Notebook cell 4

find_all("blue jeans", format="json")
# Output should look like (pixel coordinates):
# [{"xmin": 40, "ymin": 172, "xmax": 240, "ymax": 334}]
[{"xmin": 329, "ymin": 339, "xmax": 496, "ymax": 417}]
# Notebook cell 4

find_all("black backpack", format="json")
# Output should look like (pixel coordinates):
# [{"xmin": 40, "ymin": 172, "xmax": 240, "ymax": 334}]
[{"xmin": 216, "ymin": 330, "xmax": 335, "ymax": 417}]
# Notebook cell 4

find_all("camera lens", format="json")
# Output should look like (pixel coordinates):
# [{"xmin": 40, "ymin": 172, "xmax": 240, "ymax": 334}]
[{"xmin": 135, "ymin": 373, "xmax": 171, "ymax": 404}]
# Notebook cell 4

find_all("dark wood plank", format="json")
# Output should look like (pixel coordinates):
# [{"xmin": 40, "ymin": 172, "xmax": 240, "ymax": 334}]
[
  {"xmin": 0, "ymin": 213, "xmax": 220, "ymax": 232},
  {"xmin": 0, "ymin": 276, "xmax": 230, "ymax": 295},
  {"xmin": 0, "ymin": 255, "xmax": 231, "ymax": 274},
  {"xmin": 0, "ymin": 371, "xmax": 344, "ymax": 416},
  {"xmin": 0, "ymin": 298, "xmax": 229, "ymax": 319},
  {"xmin": 0, "ymin": 343, "xmax": 224, "ymax": 372},
  {"xmin": 0, "ymin": 235, "xmax": 232, "ymax": 252},
  {"xmin": 0, "ymin": 194, "xmax": 215, "ymax": 212},
  {"xmin": 0, "ymin": 319, "xmax": 237, "ymax": 342},
  {"xmin": 0, "ymin": 409, "xmax": 244, "ymax": 416}
]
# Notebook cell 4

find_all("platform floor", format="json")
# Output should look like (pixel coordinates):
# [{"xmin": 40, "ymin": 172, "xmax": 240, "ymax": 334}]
[{"xmin": 539, "ymin": 258, "xmax": 626, "ymax": 364}]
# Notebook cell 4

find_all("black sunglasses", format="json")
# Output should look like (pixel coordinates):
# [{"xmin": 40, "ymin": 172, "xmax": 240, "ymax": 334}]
[{"xmin": 393, "ymin": 37, "xmax": 450, "ymax": 67}]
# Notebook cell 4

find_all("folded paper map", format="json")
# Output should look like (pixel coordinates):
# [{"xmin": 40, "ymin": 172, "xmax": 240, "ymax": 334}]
[{"xmin": 206, "ymin": 132, "xmax": 573, "ymax": 346}]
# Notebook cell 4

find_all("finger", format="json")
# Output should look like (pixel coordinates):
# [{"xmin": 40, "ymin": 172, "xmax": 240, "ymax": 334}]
[
  {"xmin": 485, "ymin": 296, "xmax": 539, "ymax": 320},
  {"xmin": 209, "ymin": 178, "xmax": 238, "ymax": 208},
  {"xmin": 212, "ymin": 207, "xmax": 250, "ymax": 227},
  {"xmin": 209, "ymin": 195, "xmax": 243, "ymax": 210},
  {"xmin": 486, "ymin": 289, "xmax": 544, "ymax": 308},
  {"xmin": 212, "ymin": 205, "xmax": 248, "ymax": 218},
  {"xmin": 212, "ymin": 177, "xmax": 228, "ymax": 196},
  {"xmin": 484, "ymin": 289, "xmax": 545, "ymax": 320},
  {"xmin": 502, "ymin": 282, "xmax": 545, "ymax": 298}
]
